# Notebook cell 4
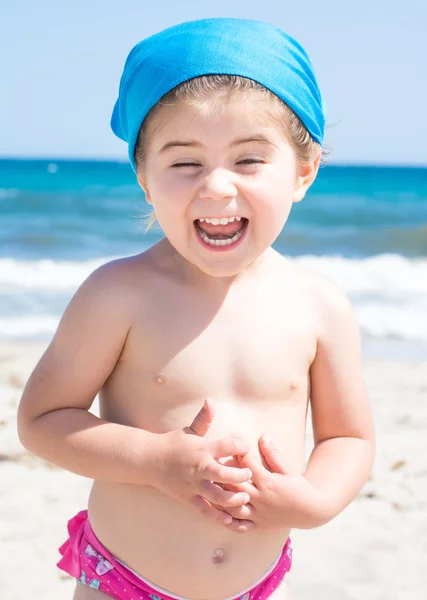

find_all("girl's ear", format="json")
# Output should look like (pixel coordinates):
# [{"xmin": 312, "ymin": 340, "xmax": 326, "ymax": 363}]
[
  {"xmin": 137, "ymin": 174, "xmax": 152, "ymax": 205},
  {"xmin": 293, "ymin": 149, "xmax": 321, "ymax": 203}
]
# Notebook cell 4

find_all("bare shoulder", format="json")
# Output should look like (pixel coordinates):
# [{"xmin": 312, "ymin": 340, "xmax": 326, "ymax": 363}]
[
  {"xmin": 289, "ymin": 262, "xmax": 358, "ymax": 335},
  {"xmin": 55, "ymin": 248, "xmax": 164, "ymax": 347},
  {"xmin": 84, "ymin": 250, "xmax": 155, "ymax": 293},
  {"xmin": 18, "ymin": 250, "xmax": 158, "ymax": 421},
  {"xmin": 77, "ymin": 247, "xmax": 164, "ymax": 314}
]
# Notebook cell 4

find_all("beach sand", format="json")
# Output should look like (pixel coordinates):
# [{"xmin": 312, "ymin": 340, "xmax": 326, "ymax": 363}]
[{"xmin": 1, "ymin": 342, "xmax": 426, "ymax": 600}]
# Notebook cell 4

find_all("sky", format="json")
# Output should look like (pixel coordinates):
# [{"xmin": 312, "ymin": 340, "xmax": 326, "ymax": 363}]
[{"xmin": 0, "ymin": 0, "xmax": 426, "ymax": 166}]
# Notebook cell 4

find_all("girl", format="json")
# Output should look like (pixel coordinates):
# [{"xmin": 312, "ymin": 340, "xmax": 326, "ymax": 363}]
[{"xmin": 17, "ymin": 18, "xmax": 375, "ymax": 600}]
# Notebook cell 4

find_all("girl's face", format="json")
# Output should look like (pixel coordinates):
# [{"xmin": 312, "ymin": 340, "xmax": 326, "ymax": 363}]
[{"xmin": 139, "ymin": 96, "xmax": 318, "ymax": 278}]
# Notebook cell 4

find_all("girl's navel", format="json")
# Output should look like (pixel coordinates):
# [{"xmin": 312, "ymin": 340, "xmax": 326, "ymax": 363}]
[{"xmin": 212, "ymin": 547, "xmax": 226, "ymax": 563}]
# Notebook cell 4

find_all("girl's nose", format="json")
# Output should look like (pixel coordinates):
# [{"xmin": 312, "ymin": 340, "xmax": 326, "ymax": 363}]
[{"xmin": 198, "ymin": 168, "xmax": 237, "ymax": 201}]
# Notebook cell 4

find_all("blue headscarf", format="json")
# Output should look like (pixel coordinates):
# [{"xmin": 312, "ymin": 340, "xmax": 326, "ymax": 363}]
[{"xmin": 111, "ymin": 18, "xmax": 326, "ymax": 170}]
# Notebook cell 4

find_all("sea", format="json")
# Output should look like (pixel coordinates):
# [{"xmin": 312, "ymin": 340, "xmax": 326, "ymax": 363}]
[{"xmin": 1, "ymin": 159, "xmax": 426, "ymax": 360}]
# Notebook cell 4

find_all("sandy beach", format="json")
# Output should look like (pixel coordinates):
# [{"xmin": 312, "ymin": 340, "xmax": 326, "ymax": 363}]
[{"xmin": 1, "ymin": 341, "xmax": 426, "ymax": 600}]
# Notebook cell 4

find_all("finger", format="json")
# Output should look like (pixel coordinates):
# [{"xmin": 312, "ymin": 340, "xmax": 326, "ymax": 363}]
[
  {"xmin": 188, "ymin": 399, "xmax": 214, "ymax": 437},
  {"xmin": 239, "ymin": 453, "xmax": 266, "ymax": 484},
  {"xmin": 192, "ymin": 495, "xmax": 234, "ymax": 526},
  {"xmin": 211, "ymin": 436, "xmax": 249, "ymax": 458},
  {"xmin": 224, "ymin": 518, "xmax": 256, "ymax": 534},
  {"xmin": 193, "ymin": 501, "xmax": 256, "ymax": 534},
  {"xmin": 258, "ymin": 436, "xmax": 295, "ymax": 475},
  {"xmin": 219, "ymin": 481, "xmax": 257, "ymax": 495},
  {"xmin": 205, "ymin": 462, "xmax": 252, "ymax": 485},
  {"xmin": 200, "ymin": 481, "xmax": 251, "ymax": 508},
  {"xmin": 223, "ymin": 503, "xmax": 254, "ymax": 520}
]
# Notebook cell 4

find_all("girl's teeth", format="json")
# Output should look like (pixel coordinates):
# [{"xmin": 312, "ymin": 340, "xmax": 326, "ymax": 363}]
[
  {"xmin": 200, "ymin": 217, "xmax": 241, "ymax": 224},
  {"xmin": 197, "ymin": 226, "xmax": 245, "ymax": 246}
]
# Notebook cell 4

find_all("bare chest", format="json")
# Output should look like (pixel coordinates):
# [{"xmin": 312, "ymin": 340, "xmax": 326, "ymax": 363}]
[{"xmin": 103, "ymin": 292, "xmax": 317, "ymax": 431}]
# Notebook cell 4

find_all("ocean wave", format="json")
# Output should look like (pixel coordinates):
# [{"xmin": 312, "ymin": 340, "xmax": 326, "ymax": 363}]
[
  {"xmin": 294, "ymin": 254, "xmax": 427, "ymax": 294},
  {"xmin": 0, "ymin": 254, "xmax": 426, "ymax": 342},
  {"xmin": 0, "ymin": 257, "xmax": 111, "ymax": 290},
  {"xmin": 0, "ymin": 315, "xmax": 59, "ymax": 338},
  {"xmin": 1, "ymin": 254, "xmax": 426, "ymax": 294}
]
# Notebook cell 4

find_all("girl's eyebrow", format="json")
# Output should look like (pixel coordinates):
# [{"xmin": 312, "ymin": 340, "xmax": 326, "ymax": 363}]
[{"xmin": 158, "ymin": 135, "xmax": 274, "ymax": 154}]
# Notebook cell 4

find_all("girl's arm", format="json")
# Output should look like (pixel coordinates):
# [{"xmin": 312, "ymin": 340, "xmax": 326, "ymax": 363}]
[
  {"xmin": 303, "ymin": 276, "xmax": 375, "ymax": 524},
  {"xmin": 17, "ymin": 261, "xmax": 160, "ymax": 484}
]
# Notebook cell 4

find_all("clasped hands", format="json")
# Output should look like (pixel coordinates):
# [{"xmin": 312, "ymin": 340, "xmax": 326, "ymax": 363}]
[
  {"xmin": 216, "ymin": 436, "xmax": 325, "ymax": 533},
  {"xmin": 156, "ymin": 400, "xmax": 325, "ymax": 533}
]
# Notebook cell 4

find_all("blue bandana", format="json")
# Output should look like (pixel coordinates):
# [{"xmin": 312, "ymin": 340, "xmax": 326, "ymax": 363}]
[{"xmin": 111, "ymin": 18, "xmax": 326, "ymax": 170}]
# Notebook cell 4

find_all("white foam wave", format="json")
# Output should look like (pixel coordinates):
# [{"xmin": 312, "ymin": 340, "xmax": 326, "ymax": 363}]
[
  {"xmin": 0, "ymin": 315, "xmax": 59, "ymax": 338},
  {"xmin": 0, "ymin": 257, "xmax": 113, "ymax": 291},
  {"xmin": 1, "ymin": 253, "xmax": 426, "ymax": 294},
  {"xmin": 295, "ymin": 254, "xmax": 427, "ymax": 295},
  {"xmin": 294, "ymin": 254, "xmax": 427, "ymax": 341},
  {"xmin": 0, "ymin": 254, "xmax": 426, "ymax": 342}
]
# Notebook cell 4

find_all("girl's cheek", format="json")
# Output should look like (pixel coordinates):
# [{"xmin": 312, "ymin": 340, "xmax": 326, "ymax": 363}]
[{"xmin": 162, "ymin": 175, "xmax": 191, "ymax": 194}]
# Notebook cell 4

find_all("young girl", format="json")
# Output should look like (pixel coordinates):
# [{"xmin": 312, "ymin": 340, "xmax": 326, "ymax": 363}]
[{"xmin": 17, "ymin": 18, "xmax": 375, "ymax": 600}]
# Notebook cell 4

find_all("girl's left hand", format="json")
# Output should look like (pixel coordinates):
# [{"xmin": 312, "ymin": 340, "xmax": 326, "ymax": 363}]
[{"xmin": 223, "ymin": 436, "xmax": 326, "ymax": 531}]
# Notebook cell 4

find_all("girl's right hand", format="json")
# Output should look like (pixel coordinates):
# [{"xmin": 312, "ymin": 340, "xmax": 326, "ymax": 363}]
[{"xmin": 152, "ymin": 400, "xmax": 253, "ymax": 527}]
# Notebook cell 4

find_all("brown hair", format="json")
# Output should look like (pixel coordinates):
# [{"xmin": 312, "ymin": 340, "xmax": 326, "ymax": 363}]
[{"xmin": 134, "ymin": 75, "xmax": 329, "ymax": 228}]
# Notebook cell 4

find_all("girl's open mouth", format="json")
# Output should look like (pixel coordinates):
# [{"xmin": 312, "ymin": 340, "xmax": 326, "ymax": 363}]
[{"xmin": 194, "ymin": 217, "xmax": 249, "ymax": 250}]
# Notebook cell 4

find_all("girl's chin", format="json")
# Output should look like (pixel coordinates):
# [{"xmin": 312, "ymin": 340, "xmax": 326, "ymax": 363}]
[
  {"xmin": 189, "ymin": 252, "xmax": 257, "ymax": 278},
  {"xmin": 164, "ymin": 233, "xmax": 265, "ymax": 278}
]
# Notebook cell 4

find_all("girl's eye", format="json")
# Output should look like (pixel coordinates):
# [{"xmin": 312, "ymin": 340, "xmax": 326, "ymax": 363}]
[
  {"xmin": 171, "ymin": 162, "xmax": 200, "ymax": 168},
  {"xmin": 237, "ymin": 159, "xmax": 265, "ymax": 165},
  {"xmin": 170, "ymin": 159, "xmax": 264, "ymax": 169}
]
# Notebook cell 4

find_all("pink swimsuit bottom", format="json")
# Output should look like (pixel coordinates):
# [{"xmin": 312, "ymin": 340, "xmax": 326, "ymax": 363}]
[{"xmin": 58, "ymin": 510, "xmax": 292, "ymax": 600}]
